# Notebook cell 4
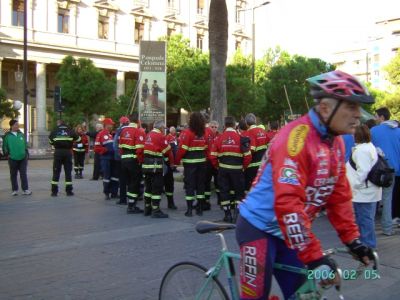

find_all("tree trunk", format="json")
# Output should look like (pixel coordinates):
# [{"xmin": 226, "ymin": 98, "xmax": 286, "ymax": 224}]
[{"xmin": 209, "ymin": 0, "xmax": 228, "ymax": 129}]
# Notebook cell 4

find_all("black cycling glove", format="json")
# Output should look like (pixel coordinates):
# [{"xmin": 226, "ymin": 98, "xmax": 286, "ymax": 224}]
[
  {"xmin": 346, "ymin": 239, "xmax": 375, "ymax": 264},
  {"xmin": 308, "ymin": 255, "xmax": 338, "ymax": 271}
]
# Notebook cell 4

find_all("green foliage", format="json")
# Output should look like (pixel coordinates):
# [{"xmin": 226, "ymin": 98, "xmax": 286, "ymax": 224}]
[
  {"xmin": 385, "ymin": 49, "xmax": 400, "ymax": 85},
  {"xmin": 56, "ymin": 56, "xmax": 116, "ymax": 124},
  {"xmin": 262, "ymin": 55, "xmax": 335, "ymax": 121},
  {"xmin": 0, "ymin": 88, "xmax": 19, "ymax": 120},
  {"xmin": 162, "ymin": 35, "xmax": 210, "ymax": 112}
]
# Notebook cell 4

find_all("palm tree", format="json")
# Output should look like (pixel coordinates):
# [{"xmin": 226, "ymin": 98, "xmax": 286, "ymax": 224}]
[{"xmin": 208, "ymin": 0, "xmax": 228, "ymax": 129}]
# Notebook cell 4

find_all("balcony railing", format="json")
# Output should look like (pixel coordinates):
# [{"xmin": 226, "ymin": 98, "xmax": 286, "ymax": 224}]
[{"xmin": 0, "ymin": 25, "xmax": 139, "ymax": 57}]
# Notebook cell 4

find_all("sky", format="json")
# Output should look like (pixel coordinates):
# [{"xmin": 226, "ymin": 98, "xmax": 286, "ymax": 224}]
[{"xmin": 252, "ymin": 0, "xmax": 400, "ymax": 61}]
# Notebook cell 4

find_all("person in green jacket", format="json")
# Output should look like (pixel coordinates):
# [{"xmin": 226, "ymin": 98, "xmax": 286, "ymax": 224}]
[{"xmin": 2, "ymin": 119, "xmax": 31, "ymax": 196}]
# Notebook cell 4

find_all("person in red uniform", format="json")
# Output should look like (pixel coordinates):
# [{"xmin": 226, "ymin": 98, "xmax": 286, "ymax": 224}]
[
  {"xmin": 236, "ymin": 70, "xmax": 377, "ymax": 299},
  {"xmin": 176, "ymin": 112, "xmax": 208, "ymax": 217},
  {"xmin": 118, "ymin": 113, "xmax": 145, "ymax": 214},
  {"xmin": 142, "ymin": 120, "xmax": 174, "ymax": 218},
  {"xmin": 203, "ymin": 120, "xmax": 221, "ymax": 209},
  {"xmin": 244, "ymin": 113, "xmax": 268, "ymax": 192},
  {"xmin": 73, "ymin": 124, "xmax": 89, "ymax": 179},
  {"xmin": 210, "ymin": 116, "xmax": 251, "ymax": 222},
  {"xmin": 94, "ymin": 118, "xmax": 118, "ymax": 200},
  {"xmin": 265, "ymin": 120, "xmax": 280, "ymax": 145},
  {"xmin": 164, "ymin": 126, "xmax": 178, "ymax": 209}
]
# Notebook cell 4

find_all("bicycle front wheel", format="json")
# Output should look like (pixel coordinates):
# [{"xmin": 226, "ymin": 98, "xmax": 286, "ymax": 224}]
[{"xmin": 159, "ymin": 261, "xmax": 229, "ymax": 300}]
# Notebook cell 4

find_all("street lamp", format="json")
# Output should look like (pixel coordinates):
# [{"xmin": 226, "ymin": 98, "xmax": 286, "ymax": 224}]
[
  {"xmin": 23, "ymin": 0, "xmax": 28, "ymax": 141},
  {"xmin": 239, "ymin": 1, "xmax": 270, "ymax": 91}
]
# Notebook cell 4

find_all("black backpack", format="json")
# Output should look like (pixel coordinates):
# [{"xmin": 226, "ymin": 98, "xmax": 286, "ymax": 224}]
[{"xmin": 349, "ymin": 151, "xmax": 394, "ymax": 188}]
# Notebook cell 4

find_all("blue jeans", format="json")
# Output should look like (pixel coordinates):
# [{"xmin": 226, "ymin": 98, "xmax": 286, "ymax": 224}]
[
  {"xmin": 381, "ymin": 180, "xmax": 395, "ymax": 234},
  {"xmin": 353, "ymin": 202, "xmax": 377, "ymax": 248}
]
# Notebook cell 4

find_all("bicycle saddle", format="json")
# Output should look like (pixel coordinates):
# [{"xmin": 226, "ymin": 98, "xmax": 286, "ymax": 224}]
[{"xmin": 195, "ymin": 221, "xmax": 236, "ymax": 234}]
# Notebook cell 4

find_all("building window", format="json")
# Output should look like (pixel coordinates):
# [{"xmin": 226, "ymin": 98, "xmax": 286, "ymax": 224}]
[
  {"xmin": 1, "ymin": 70, "xmax": 9, "ymax": 90},
  {"xmin": 235, "ymin": 5, "xmax": 241, "ymax": 24},
  {"xmin": 98, "ymin": 16, "xmax": 109, "ymax": 39},
  {"xmin": 197, "ymin": 34, "xmax": 203, "ymax": 50},
  {"xmin": 58, "ymin": 9, "xmax": 69, "ymax": 33},
  {"xmin": 135, "ymin": 22, "xmax": 145, "ymax": 44},
  {"xmin": 197, "ymin": 0, "xmax": 205, "ymax": 15},
  {"xmin": 373, "ymin": 54, "xmax": 379, "ymax": 63},
  {"xmin": 167, "ymin": 27, "xmax": 175, "ymax": 37},
  {"xmin": 12, "ymin": 0, "xmax": 24, "ymax": 27},
  {"xmin": 167, "ymin": 0, "xmax": 179, "ymax": 12},
  {"xmin": 235, "ymin": 40, "xmax": 241, "ymax": 50}
]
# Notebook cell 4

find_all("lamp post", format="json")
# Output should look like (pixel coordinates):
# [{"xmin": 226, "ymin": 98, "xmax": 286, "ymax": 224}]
[
  {"xmin": 239, "ymin": 1, "xmax": 270, "ymax": 101},
  {"xmin": 249, "ymin": 1, "xmax": 270, "ymax": 85},
  {"xmin": 23, "ymin": 0, "xmax": 28, "ymax": 142}
]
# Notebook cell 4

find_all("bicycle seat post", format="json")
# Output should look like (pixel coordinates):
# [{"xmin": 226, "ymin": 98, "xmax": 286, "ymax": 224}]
[{"xmin": 216, "ymin": 233, "xmax": 228, "ymax": 251}]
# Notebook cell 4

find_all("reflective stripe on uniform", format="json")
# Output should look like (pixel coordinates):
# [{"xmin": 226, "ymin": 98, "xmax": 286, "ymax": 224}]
[
  {"xmin": 166, "ymin": 192, "xmax": 173, "ymax": 196},
  {"xmin": 144, "ymin": 150, "xmax": 162, "ymax": 156},
  {"xmin": 196, "ymin": 194, "xmax": 205, "ymax": 199},
  {"xmin": 151, "ymin": 195, "xmax": 162, "ymax": 200},
  {"xmin": 65, "ymin": 182, "xmax": 72, "ymax": 185},
  {"xmin": 204, "ymin": 191, "xmax": 211, "ymax": 196},
  {"xmin": 51, "ymin": 181, "xmax": 58, "ymax": 185},
  {"xmin": 103, "ymin": 179, "xmax": 110, "ymax": 183},
  {"xmin": 251, "ymin": 145, "xmax": 267, "ymax": 151},
  {"xmin": 248, "ymin": 161, "xmax": 262, "ymax": 168},
  {"xmin": 182, "ymin": 158, "xmax": 206, "ymax": 163},
  {"xmin": 144, "ymin": 192, "xmax": 152, "ymax": 198},
  {"xmin": 54, "ymin": 137, "xmax": 73, "ymax": 141},
  {"xmin": 219, "ymin": 163, "xmax": 243, "ymax": 170},
  {"xmin": 142, "ymin": 165, "xmax": 162, "ymax": 169},
  {"xmin": 121, "ymin": 154, "xmax": 137, "ymax": 159},
  {"xmin": 185, "ymin": 196, "xmax": 195, "ymax": 201},
  {"xmin": 220, "ymin": 200, "xmax": 230, "ymax": 206},
  {"xmin": 119, "ymin": 144, "xmax": 137, "ymax": 149},
  {"xmin": 161, "ymin": 145, "xmax": 171, "ymax": 154},
  {"xmin": 218, "ymin": 152, "xmax": 243, "ymax": 157},
  {"xmin": 111, "ymin": 177, "xmax": 119, "ymax": 182},
  {"xmin": 127, "ymin": 192, "xmax": 138, "ymax": 198}
]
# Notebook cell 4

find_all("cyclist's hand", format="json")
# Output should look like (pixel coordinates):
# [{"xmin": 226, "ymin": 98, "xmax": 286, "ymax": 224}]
[
  {"xmin": 308, "ymin": 256, "xmax": 340, "ymax": 288},
  {"xmin": 346, "ymin": 239, "xmax": 375, "ymax": 265}
]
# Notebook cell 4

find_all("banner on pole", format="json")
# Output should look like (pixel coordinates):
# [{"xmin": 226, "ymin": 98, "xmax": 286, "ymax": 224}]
[{"xmin": 139, "ymin": 41, "xmax": 167, "ymax": 128}]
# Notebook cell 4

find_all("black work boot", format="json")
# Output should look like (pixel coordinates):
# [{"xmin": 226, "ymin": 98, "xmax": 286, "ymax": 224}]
[
  {"xmin": 232, "ymin": 204, "xmax": 239, "ymax": 223},
  {"xmin": 152, "ymin": 209, "xmax": 169, "ymax": 218},
  {"xmin": 127, "ymin": 202, "xmax": 143, "ymax": 214},
  {"xmin": 185, "ymin": 201, "xmax": 193, "ymax": 217},
  {"xmin": 223, "ymin": 208, "xmax": 233, "ymax": 223},
  {"xmin": 167, "ymin": 196, "xmax": 177, "ymax": 210},
  {"xmin": 203, "ymin": 200, "xmax": 211, "ymax": 211},
  {"xmin": 196, "ymin": 199, "xmax": 204, "ymax": 216},
  {"xmin": 144, "ymin": 196, "xmax": 152, "ymax": 216},
  {"xmin": 104, "ymin": 193, "xmax": 111, "ymax": 200},
  {"xmin": 66, "ymin": 191, "xmax": 74, "ymax": 196},
  {"xmin": 74, "ymin": 173, "xmax": 79, "ymax": 179}
]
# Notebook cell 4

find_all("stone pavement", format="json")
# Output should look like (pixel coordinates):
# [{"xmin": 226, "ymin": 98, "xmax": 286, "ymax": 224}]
[{"xmin": 0, "ymin": 159, "xmax": 399, "ymax": 300}]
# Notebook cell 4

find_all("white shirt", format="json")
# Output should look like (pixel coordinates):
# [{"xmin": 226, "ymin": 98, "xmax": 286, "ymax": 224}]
[{"xmin": 346, "ymin": 142, "xmax": 382, "ymax": 203}]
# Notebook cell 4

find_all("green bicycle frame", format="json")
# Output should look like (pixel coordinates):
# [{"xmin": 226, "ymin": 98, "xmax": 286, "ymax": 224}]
[{"xmin": 195, "ymin": 233, "xmax": 241, "ymax": 300}]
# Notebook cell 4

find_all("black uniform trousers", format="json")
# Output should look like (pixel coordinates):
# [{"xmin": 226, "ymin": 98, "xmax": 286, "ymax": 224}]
[
  {"xmin": 121, "ymin": 159, "xmax": 140, "ymax": 205},
  {"xmin": 245, "ymin": 166, "xmax": 258, "ymax": 192},
  {"xmin": 205, "ymin": 161, "xmax": 219, "ymax": 200},
  {"xmin": 51, "ymin": 149, "xmax": 73, "ymax": 193},
  {"xmin": 100, "ymin": 158, "xmax": 119, "ymax": 196},
  {"xmin": 92, "ymin": 152, "xmax": 102, "ymax": 180},
  {"xmin": 164, "ymin": 165, "xmax": 174, "ymax": 198},
  {"xmin": 115, "ymin": 159, "xmax": 126, "ymax": 203},
  {"xmin": 183, "ymin": 163, "xmax": 207, "ymax": 201},
  {"xmin": 218, "ymin": 168, "xmax": 245, "ymax": 209},
  {"xmin": 144, "ymin": 172, "xmax": 164, "ymax": 210},
  {"xmin": 73, "ymin": 151, "xmax": 85, "ymax": 174}
]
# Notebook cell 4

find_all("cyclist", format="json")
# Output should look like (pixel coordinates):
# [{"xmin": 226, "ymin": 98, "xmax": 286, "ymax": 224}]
[{"xmin": 236, "ymin": 70, "xmax": 377, "ymax": 300}]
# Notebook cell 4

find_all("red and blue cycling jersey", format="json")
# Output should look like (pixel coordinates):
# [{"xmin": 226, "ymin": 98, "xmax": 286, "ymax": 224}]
[{"xmin": 239, "ymin": 109, "xmax": 360, "ymax": 264}]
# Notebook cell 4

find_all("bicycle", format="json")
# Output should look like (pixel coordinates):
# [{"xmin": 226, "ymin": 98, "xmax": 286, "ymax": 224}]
[{"xmin": 159, "ymin": 221, "xmax": 379, "ymax": 300}]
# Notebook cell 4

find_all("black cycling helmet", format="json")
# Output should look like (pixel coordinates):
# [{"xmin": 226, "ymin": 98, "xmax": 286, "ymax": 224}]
[{"xmin": 306, "ymin": 70, "xmax": 374, "ymax": 104}]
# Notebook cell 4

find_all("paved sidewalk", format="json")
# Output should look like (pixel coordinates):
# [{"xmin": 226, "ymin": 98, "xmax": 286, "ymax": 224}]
[{"xmin": 0, "ymin": 159, "xmax": 399, "ymax": 299}]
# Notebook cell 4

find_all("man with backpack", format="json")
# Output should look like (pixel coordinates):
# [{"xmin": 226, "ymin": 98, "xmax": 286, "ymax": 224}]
[{"xmin": 371, "ymin": 107, "xmax": 400, "ymax": 236}]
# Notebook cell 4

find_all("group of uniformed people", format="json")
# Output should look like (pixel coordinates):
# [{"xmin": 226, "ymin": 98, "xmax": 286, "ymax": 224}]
[{"xmin": 48, "ymin": 112, "xmax": 279, "ymax": 221}]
